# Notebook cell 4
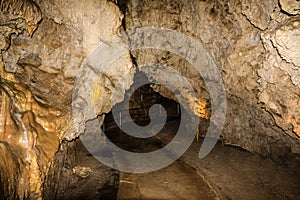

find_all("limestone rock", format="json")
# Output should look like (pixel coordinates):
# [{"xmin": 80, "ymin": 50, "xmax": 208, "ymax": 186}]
[
  {"xmin": 279, "ymin": 0, "xmax": 300, "ymax": 15},
  {"xmin": 72, "ymin": 166, "xmax": 93, "ymax": 178},
  {"xmin": 1, "ymin": 0, "xmax": 300, "ymax": 199},
  {"xmin": 125, "ymin": 0, "xmax": 300, "ymax": 159},
  {"xmin": 260, "ymin": 14, "xmax": 300, "ymax": 138},
  {"xmin": 271, "ymin": 16, "xmax": 300, "ymax": 67},
  {"xmin": 17, "ymin": 53, "xmax": 42, "ymax": 68},
  {"xmin": 241, "ymin": 0, "xmax": 276, "ymax": 30},
  {"xmin": 0, "ymin": 0, "xmax": 42, "ymax": 35},
  {"xmin": 0, "ymin": 0, "xmax": 130, "ymax": 198}
]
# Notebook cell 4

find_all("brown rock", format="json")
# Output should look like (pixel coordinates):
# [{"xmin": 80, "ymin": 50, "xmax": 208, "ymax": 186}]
[
  {"xmin": 280, "ymin": 0, "xmax": 300, "ymax": 15},
  {"xmin": 17, "ymin": 53, "xmax": 42, "ymax": 67}
]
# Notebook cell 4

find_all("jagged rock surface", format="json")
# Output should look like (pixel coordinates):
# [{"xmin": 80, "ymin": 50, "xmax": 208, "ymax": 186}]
[
  {"xmin": 124, "ymin": 0, "xmax": 300, "ymax": 158},
  {"xmin": 279, "ymin": 0, "xmax": 300, "ymax": 15},
  {"xmin": 0, "ymin": 0, "xmax": 300, "ymax": 199},
  {"xmin": 0, "ymin": 0, "xmax": 130, "ymax": 199}
]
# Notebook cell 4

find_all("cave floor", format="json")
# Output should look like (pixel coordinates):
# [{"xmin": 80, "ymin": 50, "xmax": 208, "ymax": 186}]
[
  {"xmin": 70, "ymin": 119, "xmax": 300, "ymax": 200},
  {"xmin": 117, "ymin": 159, "xmax": 218, "ymax": 200},
  {"xmin": 180, "ymin": 137, "xmax": 300, "ymax": 200}
]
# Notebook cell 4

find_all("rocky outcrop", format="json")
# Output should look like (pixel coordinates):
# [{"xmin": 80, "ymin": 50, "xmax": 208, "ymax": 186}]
[{"xmin": 260, "ymin": 16, "xmax": 300, "ymax": 142}]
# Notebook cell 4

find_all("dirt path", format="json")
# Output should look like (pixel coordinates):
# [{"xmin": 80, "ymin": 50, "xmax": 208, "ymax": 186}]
[
  {"xmin": 117, "ymin": 159, "xmax": 219, "ymax": 200},
  {"xmin": 181, "ymin": 141, "xmax": 300, "ymax": 200},
  {"xmin": 156, "ymin": 120, "xmax": 300, "ymax": 200}
]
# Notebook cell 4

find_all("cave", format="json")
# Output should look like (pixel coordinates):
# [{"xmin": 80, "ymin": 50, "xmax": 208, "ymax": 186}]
[{"xmin": 1, "ymin": 0, "xmax": 300, "ymax": 199}]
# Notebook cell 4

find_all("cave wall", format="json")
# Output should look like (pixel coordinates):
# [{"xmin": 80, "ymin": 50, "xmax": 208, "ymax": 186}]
[
  {"xmin": 123, "ymin": 0, "xmax": 300, "ymax": 159},
  {"xmin": 0, "ymin": 0, "xmax": 299, "ymax": 199},
  {"xmin": 0, "ymin": 0, "xmax": 130, "ymax": 199}
]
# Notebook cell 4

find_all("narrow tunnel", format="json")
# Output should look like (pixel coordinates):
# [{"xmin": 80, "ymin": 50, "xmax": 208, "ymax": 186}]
[{"xmin": 103, "ymin": 72, "xmax": 182, "ymax": 154}]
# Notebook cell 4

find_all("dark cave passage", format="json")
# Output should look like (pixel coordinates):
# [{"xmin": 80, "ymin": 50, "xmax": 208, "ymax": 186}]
[{"xmin": 102, "ymin": 74, "xmax": 182, "ymax": 154}]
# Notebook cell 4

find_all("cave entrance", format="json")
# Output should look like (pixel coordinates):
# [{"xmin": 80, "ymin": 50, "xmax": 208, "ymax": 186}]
[
  {"xmin": 98, "ymin": 71, "xmax": 219, "ymax": 200},
  {"xmin": 45, "ymin": 63, "xmax": 218, "ymax": 200},
  {"xmin": 102, "ymin": 70, "xmax": 181, "ymax": 154}
]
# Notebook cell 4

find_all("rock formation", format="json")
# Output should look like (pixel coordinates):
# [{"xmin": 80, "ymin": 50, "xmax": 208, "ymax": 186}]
[{"xmin": 0, "ymin": 0, "xmax": 299, "ymax": 199}]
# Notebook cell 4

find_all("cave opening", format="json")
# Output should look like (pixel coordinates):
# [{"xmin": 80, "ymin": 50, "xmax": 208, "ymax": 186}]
[
  {"xmin": 43, "ymin": 67, "xmax": 300, "ymax": 199},
  {"xmin": 44, "ymin": 70, "xmax": 203, "ymax": 200},
  {"xmin": 102, "ymin": 70, "xmax": 182, "ymax": 154},
  {"xmin": 96, "ymin": 71, "xmax": 221, "ymax": 199}
]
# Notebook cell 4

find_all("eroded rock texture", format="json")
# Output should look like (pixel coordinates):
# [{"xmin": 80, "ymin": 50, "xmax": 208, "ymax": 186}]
[
  {"xmin": 0, "ymin": 0, "xmax": 299, "ymax": 199},
  {"xmin": 0, "ymin": 0, "xmax": 129, "ymax": 199},
  {"xmin": 123, "ymin": 0, "xmax": 300, "ymax": 157}
]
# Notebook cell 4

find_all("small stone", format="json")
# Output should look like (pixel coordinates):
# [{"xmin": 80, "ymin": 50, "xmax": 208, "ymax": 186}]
[
  {"xmin": 17, "ymin": 53, "xmax": 42, "ymax": 68},
  {"xmin": 72, "ymin": 166, "xmax": 93, "ymax": 178}
]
